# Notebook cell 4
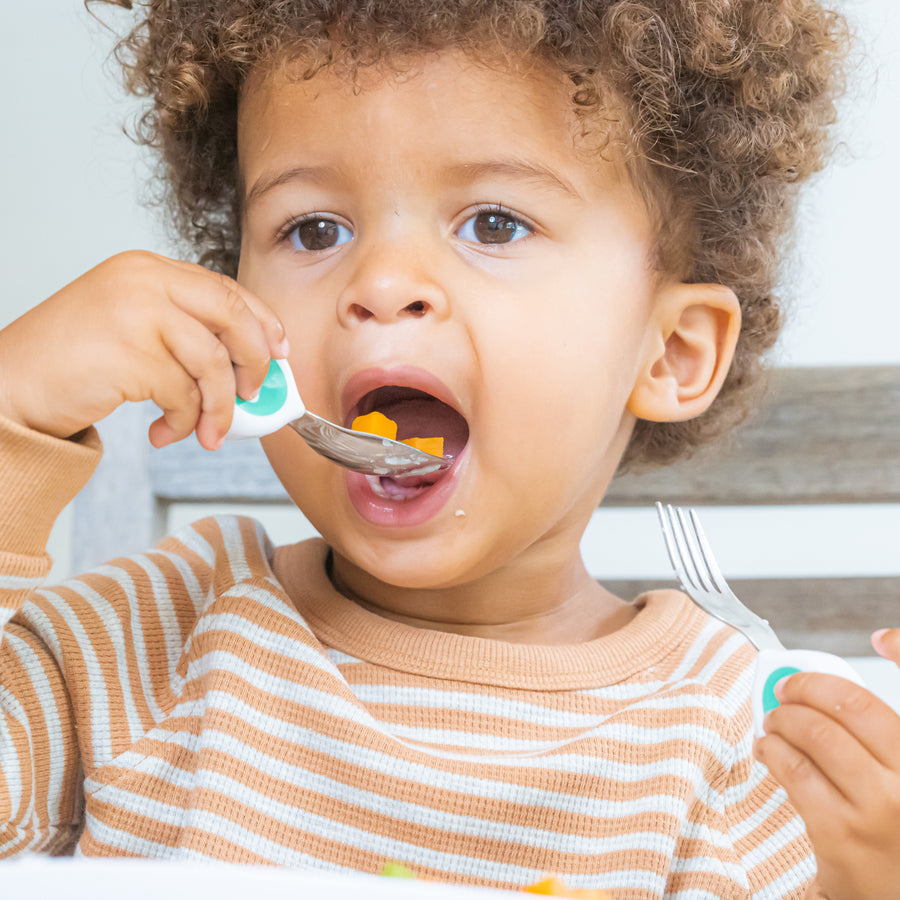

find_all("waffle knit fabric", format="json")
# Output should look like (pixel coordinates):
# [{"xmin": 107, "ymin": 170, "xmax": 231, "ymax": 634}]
[{"xmin": 0, "ymin": 415, "xmax": 814, "ymax": 897}]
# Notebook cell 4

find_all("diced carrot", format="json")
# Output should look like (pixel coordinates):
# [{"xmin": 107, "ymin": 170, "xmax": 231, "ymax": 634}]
[
  {"xmin": 351, "ymin": 411, "xmax": 398, "ymax": 440},
  {"xmin": 523, "ymin": 876, "xmax": 611, "ymax": 898},
  {"xmin": 351, "ymin": 413, "xmax": 443, "ymax": 457},
  {"xmin": 402, "ymin": 436, "xmax": 444, "ymax": 457}
]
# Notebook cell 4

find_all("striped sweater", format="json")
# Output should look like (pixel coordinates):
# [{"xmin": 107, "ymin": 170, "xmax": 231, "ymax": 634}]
[{"xmin": 0, "ymin": 416, "xmax": 815, "ymax": 897}]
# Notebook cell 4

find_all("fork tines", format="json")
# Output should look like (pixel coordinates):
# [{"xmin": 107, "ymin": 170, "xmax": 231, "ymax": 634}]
[{"xmin": 656, "ymin": 503, "xmax": 728, "ymax": 597}]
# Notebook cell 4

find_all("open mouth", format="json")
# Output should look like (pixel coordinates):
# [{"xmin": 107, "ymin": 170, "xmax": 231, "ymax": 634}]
[{"xmin": 348, "ymin": 385, "xmax": 470, "ymax": 502}]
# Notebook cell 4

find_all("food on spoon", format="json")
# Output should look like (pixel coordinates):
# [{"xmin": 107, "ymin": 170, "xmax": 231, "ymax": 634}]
[
  {"xmin": 524, "ymin": 876, "xmax": 612, "ymax": 898},
  {"xmin": 351, "ymin": 412, "xmax": 444, "ymax": 457},
  {"xmin": 399, "ymin": 436, "xmax": 444, "ymax": 457},
  {"xmin": 351, "ymin": 411, "xmax": 398, "ymax": 440}
]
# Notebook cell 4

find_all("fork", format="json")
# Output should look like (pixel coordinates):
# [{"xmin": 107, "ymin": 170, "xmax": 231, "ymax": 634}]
[{"xmin": 656, "ymin": 502, "xmax": 864, "ymax": 737}]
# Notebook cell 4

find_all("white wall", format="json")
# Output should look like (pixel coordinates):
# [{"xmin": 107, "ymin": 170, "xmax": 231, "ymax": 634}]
[
  {"xmin": 2, "ymin": 3, "xmax": 899, "ymax": 697},
  {"xmin": 4, "ymin": 3, "xmax": 898, "ymax": 353},
  {"xmin": 781, "ymin": 0, "xmax": 900, "ymax": 367},
  {"xmin": 2, "ymin": 2, "xmax": 170, "ymax": 321}
]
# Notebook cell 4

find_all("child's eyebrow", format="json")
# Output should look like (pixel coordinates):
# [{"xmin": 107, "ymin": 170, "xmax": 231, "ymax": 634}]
[
  {"xmin": 245, "ymin": 165, "xmax": 340, "ymax": 208},
  {"xmin": 444, "ymin": 159, "xmax": 584, "ymax": 200},
  {"xmin": 245, "ymin": 159, "xmax": 584, "ymax": 208}
]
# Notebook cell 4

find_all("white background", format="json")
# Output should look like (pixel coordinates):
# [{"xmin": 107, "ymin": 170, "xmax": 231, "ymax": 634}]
[
  {"xmin": 2, "ymin": 2, "xmax": 898, "ymax": 362},
  {"xmin": 1, "ymin": 2, "xmax": 899, "ymax": 695}
]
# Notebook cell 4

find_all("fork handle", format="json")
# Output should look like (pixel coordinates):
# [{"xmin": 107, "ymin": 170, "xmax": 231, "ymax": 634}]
[
  {"xmin": 226, "ymin": 358, "xmax": 306, "ymax": 441},
  {"xmin": 752, "ymin": 648, "xmax": 865, "ymax": 738}
]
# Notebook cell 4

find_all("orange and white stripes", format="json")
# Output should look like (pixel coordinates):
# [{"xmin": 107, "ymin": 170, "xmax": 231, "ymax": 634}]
[{"xmin": 0, "ymin": 422, "xmax": 815, "ymax": 897}]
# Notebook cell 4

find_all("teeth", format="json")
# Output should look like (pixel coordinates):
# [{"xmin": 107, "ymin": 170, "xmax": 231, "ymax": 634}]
[
  {"xmin": 364, "ymin": 474, "xmax": 436, "ymax": 501},
  {"xmin": 365, "ymin": 475, "xmax": 390, "ymax": 499}
]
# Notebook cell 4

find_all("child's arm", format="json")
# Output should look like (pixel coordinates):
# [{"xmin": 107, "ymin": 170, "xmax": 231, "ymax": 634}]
[
  {"xmin": 0, "ymin": 250, "xmax": 287, "ymax": 451},
  {"xmin": 0, "ymin": 251, "xmax": 285, "ymax": 853},
  {"xmin": 754, "ymin": 630, "xmax": 900, "ymax": 900},
  {"xmin": 0, "ymin": 414, "xmax": 103, "ymax": 854}
]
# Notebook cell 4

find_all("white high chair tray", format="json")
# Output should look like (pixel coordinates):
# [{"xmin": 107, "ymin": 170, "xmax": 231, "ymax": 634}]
[{"xmin": 5, "ymin": 857, "xmax": 523, "ymax": 899}]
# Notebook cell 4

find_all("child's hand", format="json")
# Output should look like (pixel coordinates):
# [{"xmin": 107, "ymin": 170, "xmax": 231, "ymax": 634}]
[
  {"xmin": 754, "ymin": 629, "xmax": 900, "ymax": 900},
  {"xmin": 0, "ymin": 251, "xmax": 287, "ymax": 450}
]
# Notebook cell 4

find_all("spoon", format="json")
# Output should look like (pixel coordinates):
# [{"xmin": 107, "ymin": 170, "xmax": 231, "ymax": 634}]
[{"xmin": 225, "ymin": 358, "xmax": 451, "ymax": 478}]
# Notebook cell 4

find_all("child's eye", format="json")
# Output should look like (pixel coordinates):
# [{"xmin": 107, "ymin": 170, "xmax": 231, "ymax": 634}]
[
  {"xmin": 287, "ymin": 217, "xmax": 353, "ymax": 251},
  {"xmin": 457, "ymin": 208, "xmax": 532, "ymax": 245}
]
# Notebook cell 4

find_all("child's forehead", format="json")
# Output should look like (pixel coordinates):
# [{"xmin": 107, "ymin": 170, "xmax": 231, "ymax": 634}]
[
  {"xmin": 243, "ymin": 49, "xmax": 572, "ymax": 113},
  {"xmin": 237, "ymin": 57, "xmax": 635, "ymax": 222},
  {"xmin": 238, "ymin": 48, "xmax": 629, "ymax": 171}
]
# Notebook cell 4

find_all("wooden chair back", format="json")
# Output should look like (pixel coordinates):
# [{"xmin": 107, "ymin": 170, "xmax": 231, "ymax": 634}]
[{"xmin": 73, "ymin": 365, "xmax": 900, "ymax": 655}]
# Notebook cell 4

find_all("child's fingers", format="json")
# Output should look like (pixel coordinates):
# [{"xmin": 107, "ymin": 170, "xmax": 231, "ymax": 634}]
[
  {"xmin": 756, "ymin": 722, "xmax": 900, "ymax": 900},
  {"xmin": 161, "ymin": 317, "xmax": 241, "ymax": 449},
  {"xmin": 761, "ymin": 700, "xmax": 882, "ymax": 804},
  {"xmin": 144, "ymin": 357, "xmax": 206, "ymax": 449},
  {"xmin": 754, "ymin": 728, "xmax": 846, "ymax": 826},
  {"xmin": 774, "ymin": 672, "xmax": 900, "ymax": 771},
  {"xmin": 872, "ymin": 628, "xmax": 900, "ymax": 667},
  {"xmin": 163, "ymin": 268, "xmax": 277, "ymax": 400},
  {"xmin": 214, "ymin": 271, "xmax": 290, "ymax": 358},
  {"xmin": 179, "ymin": 266, "xmax": 288, "ymax": 360},
  {"xmin": 163, "ymin": 260, "xmax": 289, "ymax": 396},
  {"xmin": 149, "ymin": 407, "xmax": 197, "ymax": 449},
  {"xmin": 148, "ymin": 373, "xmax": 222, "ymax": 452},
  {"xmin": 136, "ymin": 306, "xmax": 246, "ymax": 450}
]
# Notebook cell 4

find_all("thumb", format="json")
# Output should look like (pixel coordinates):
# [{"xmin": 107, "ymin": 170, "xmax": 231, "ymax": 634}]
[{"xmin": 871, "ymin": 627, "xmax": 900, "ymax": 665}]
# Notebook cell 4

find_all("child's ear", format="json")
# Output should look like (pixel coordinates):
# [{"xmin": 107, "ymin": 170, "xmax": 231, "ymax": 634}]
[{"xmin": 627, "ymin": 282, "xmax": 741, "ymax": 423}]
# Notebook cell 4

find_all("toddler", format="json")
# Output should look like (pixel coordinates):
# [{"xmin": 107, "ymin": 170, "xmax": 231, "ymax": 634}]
[{"xmin": 1, "ymin": 1, "xmax": 898, "ymax": 898}]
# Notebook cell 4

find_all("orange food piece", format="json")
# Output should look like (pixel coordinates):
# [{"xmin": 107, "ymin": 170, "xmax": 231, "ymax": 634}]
[
  {"xmin": 351, "ymin": 412, "xmax": 443, "ymax": 456},
  {"xmin": 351, "ymin": 411, "xmax": 398, "ymax": 440},
  {"xmin": 524, "ymin": 876, "xmax": 611, "ymax": 899},
  {"xmin": 402, "ymin": 436, "xmax": 444, "ymax": 457}
]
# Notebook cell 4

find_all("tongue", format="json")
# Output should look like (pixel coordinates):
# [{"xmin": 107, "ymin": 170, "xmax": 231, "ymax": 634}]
[{"xmin": 369, "ymin": 474, "xmax": 435, "ymax": 499}]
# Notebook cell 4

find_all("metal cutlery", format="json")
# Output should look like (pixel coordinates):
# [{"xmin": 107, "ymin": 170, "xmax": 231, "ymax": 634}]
[
  {"xmin": 225, "ymin": 358, "xmax": 451, "ymax": 478},
  {"xmin": 656, "ymin": 502, "xmax": 864, "ymax": 736}
]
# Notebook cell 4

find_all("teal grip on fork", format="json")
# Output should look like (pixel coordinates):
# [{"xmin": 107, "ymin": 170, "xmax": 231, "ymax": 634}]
[
  {"xmin": 761, "ymin": 665, "xmax": 802, "ymax": 716},
  {"xmin": 752, "ymin": 647, "xmax": 865, "ymax": 738},
  {"xmin": 226, "ymin": 358, "xmax": 306, "ymax": 440}
]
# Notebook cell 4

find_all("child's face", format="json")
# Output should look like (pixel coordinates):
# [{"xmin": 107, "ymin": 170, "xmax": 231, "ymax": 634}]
[{"xmin": 237, "ymin": 51, "xmax": 667, "ymax": 604}]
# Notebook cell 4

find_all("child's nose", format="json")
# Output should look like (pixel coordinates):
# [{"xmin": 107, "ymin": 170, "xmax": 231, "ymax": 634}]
[{"xmin": 337, "ymin": 239, "xmax": 450, "ymax": 325}]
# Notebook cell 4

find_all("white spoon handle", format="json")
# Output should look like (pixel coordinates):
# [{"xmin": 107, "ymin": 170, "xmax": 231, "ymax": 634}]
[{"xmin": 752, "ymin": 647, "xmax": 865, "ymax": 738}]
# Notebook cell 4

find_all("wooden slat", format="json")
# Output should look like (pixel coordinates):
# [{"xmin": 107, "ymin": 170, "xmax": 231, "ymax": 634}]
[
  {"xmin": 150, "ymin": 429, "xmax": 284, "ymax": 502},
  {"xmin": 90, "ymin": 368, "xmax": 900, "ymax": 653},
  {"xmin": 149, "ymin": 366, "xmax": 900, "ymax": 506},
  {"xmin": 605, "ymin": 576, "xmax": 900, "ymax": 656},
  {"xmin": 608, "ymin": 365, "xmax": 900, "ymax": 506}
]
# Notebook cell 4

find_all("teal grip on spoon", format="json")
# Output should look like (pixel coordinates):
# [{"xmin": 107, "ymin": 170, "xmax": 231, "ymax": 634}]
[{"xmin": 226, "ymin": 358, "xmax": 305, "ymax": 440}]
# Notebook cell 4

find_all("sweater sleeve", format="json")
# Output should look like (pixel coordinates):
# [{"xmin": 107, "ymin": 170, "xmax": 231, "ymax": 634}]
[
  {"xmin": 0, "ymin": 414, "xmax": 102, "ymax": 856},
  {"xmin": 723, "ymin": 719, "xmax": 817, "ymax": 899}
]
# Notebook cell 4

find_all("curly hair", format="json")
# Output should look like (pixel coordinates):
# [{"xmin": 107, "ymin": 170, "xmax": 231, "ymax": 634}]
[{"xmin": 88, "ymin": 0, "xmax": 850, "ymax": 469}]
